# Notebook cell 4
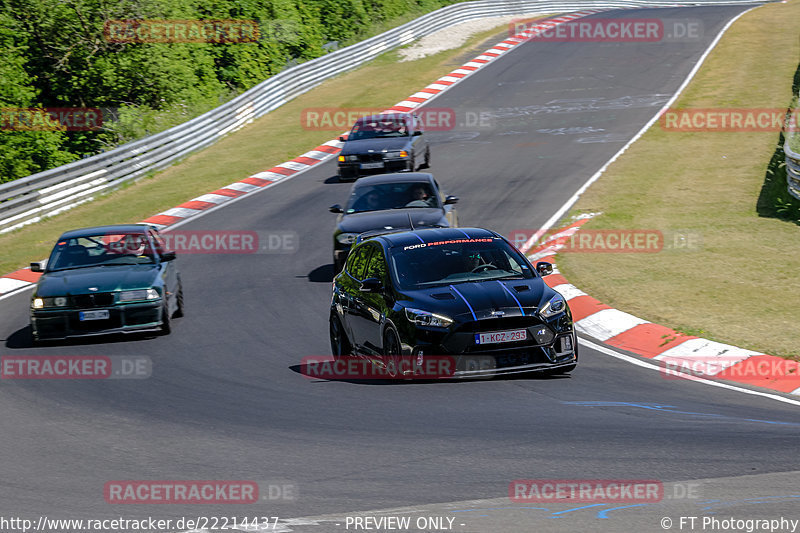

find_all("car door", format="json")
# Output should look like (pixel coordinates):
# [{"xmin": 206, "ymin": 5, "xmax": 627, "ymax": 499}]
[
  {"xmin": 340, "ymin": 243, "xmax": 374, "ymax": 351},
  {"xmin": 359, "ymin": 244, "xmax": 393, "ymax": 354}
]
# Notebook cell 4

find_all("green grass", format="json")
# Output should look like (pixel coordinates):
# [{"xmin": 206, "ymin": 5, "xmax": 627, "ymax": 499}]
[
  {"xmin": 0, "ymin": 22, "xmax": 517, "ymax": 276},
  {"xmin": 558, "ymin": 0, "xmax": 800, "ymax": 359}
]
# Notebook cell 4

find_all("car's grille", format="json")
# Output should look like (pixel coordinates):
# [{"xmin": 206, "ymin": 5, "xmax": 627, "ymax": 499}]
[
  {"xmin": 71, "ymin": 293, "xmax": 115, "ymax": 308},
  {"xmin": 358, "ymin": 153, "xmax": 384, "ymax": 163}
]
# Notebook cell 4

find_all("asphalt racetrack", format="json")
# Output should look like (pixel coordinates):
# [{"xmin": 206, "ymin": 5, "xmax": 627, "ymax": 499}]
[{"xmin": 2, "ymin": 5, "xmax": 798, "ymax": 533}]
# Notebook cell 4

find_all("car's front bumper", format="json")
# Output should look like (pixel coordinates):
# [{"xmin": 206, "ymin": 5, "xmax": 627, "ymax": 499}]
[
  {"xmin": 31, "ymin": 301, "xmax": 164, "ymax": 340},
  {"xmin": 397, "ymin": 317, "xmax": 577, "ymax": 377}
]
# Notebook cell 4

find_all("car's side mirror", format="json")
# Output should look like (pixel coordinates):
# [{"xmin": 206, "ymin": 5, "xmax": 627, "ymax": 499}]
[
  {"xmin": 339, "ymin": 136, "xmax": 346, "ymax": 142},
  {"xmin": 161, "ymin": 251, "xmax": 177, "ymax": 262},
  {"xmin": 536, "ymin": 261, "xmax": 553, "ymax": 276},
  {"xmin": 30, "ymin": 262, "xmax": 43, "ymax": 273},
  {"xmin": 359, "ymin": 278, "xmax": 383, "ymax": 293},
  {"xmin": 444, "ymin": 195, "xmax": 459, "ymax": 205},
  {"xmin": 329, "ymin": 204, "xmax": 344, "ymax": 214}
]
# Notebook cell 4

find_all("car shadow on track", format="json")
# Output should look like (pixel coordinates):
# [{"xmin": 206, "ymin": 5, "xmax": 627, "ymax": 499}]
[
  {"xmin": 306, "ymin": 264, "xmax": 335, "ymax": 283},
  {"xmin": 288, "ymin": 362, "xmax": 572, "ymax": 385},
  {"xmin": 4, "ymin": 324, "xmax": 159, "ymax": 349}
]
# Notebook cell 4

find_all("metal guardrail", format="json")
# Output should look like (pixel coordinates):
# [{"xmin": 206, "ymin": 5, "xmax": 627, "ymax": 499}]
[
  {"xmin": 785, "ymin": 137, "xmax": 800, "ymax": 200},
  {"xmin": 0, "ymin": 0, "xmax": 762, "ymax": 233}
]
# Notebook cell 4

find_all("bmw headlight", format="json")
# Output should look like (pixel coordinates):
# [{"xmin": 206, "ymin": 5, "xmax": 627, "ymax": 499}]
[
  {"xmin": 539, "ymin": 294, "xmax": 566, "ymax": 319},
  {"xmin": 338, "ymin": 155, "xmax": 359, "ymax": 162},
  {"xmin": 336, "ymin": 233, "xmax": 358, "ymax": 245},
  {"xmin": 405, "ymin": 307, "xmax": 453, "ymax": 328},
  {"xmin": 32, "ymin": 298, "xmax": 44, "ymax": 309},
  {"xmin": 54, "ymin": 297, "xmax": 67, "ymax": 307},
  {"xmin": 118, "ymin": 289, "xmax": 160, "ymax": 302},
  {"xmin": 31, "ymin": 297, "xmax": 67, "ymax": 309},
  {"xmin": 385, "ymin": 150, "xmax": 409, "ymax": 159}
]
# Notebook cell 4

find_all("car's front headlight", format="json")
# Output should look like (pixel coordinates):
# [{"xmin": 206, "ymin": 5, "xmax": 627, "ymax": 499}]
[
  {"xmin": 539, "ymin": 294, "xmax": 566, "ymax": 319},
  {"xmin": 338, "ymin": 155, "xmax": 359, "ymax": 162},
  {"xmin": 31, "ymin": 296, "xmax": 67, "ymax": 309},
  {"xmin": 385, "ymin": 150, "xmax": 409, "ymax": 159},
  {"xmin": 405, "ymin": 307, "xmax": 453, "ymax": 328},
  {"xmin": 336, "ymin": 233, "xmax": 358, "ymax": 245},
  {"xmin": 118, "ymin": 289, "xmax": 160, "ymax": 302}
]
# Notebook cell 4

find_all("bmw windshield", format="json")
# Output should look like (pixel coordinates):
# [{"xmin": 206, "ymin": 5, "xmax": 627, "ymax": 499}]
[
  {"xmin": 346, "ymin": 182, "xmax": 439, "ymax": 213},
  {"xmin": 389, "ymin": 237, "xmax": 535, "ymax": 290},
  {"xmin": 47, "ymin": 232, "xmax": 159, "ymax": 271}
]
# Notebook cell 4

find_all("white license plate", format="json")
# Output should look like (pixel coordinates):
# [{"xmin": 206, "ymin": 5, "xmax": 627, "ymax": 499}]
[
  {"xmin": 475, "ymin": 329, "xmax": 527, "ymax": 345},
  {"xmin": 79, "ymin": 310, "xmax": 110, "ymax": 321},
  {"xmin": 360, "ymin": 162, "xmax": 384, "ymax": 169}
]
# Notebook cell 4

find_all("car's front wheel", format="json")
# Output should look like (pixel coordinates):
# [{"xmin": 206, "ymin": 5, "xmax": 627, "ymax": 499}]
[
  {"xmin": 329, "ymin": 315, "xmax": 351, "ymax": 360},
  {"xmin": 173, "ymin": 285, "xmax": 184, "ymax": 318},
  {"xmin": 382, "ymin": 328, "xmax": 404, "ymax": 378},
  {"xmin": 160, "ymin": 300, "xmax": 171, "ymax": 335}
]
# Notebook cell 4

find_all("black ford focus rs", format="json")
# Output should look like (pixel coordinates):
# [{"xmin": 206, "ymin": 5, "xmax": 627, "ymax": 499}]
[{"xmin": 329, "ymin": 227, "xmax": 577, "ymax": 378}]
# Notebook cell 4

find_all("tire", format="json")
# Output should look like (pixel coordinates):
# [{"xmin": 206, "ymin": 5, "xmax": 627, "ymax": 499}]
[
  {"xmin": 160, "ymin": 299, "xmax": 171, "ymax": 335},
  {"xmin": 172, "ymin": 285, "xmax": 184, "ymax": 318},
  {"xmin": 382, "ymin": 329, "xmax": 403, "ymax": 378},
  {"xmin": 329, "ymin": 315, "xmax": 351, "ymax": 360},
  {"xmin": 333, "ymin": 256, "xmax": 345, "ymax": 274},
  {"xmin": 422, "ymin": 147, "xmax": 431, "ymax": 169}
]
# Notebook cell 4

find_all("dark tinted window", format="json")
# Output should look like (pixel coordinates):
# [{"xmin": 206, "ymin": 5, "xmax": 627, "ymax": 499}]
[
  {"xmin": 48, "ymin": 232, "xmax": 156, "ymax": 271},
  {"xmin": 389, "ymin": 237, "xmax": 534, "ymax": 290},
  {"xmin": 346, "ymin": 243, "xmax": 373, "ymax": 280},
  {"xmin": 345, "ymin": 181, "xmax": 439, "ymax": 213},
  {"xmin": 348, "ymin": 116, "xmax": 410, "ymax": 140},
  {"xmin": 364, "ymin": 245, "xmax": 389, "ymax": 285}
]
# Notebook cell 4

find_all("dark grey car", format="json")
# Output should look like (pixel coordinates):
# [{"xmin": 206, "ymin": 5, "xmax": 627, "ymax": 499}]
[
  {"xmin": 329, "ymin": 173, "xmax": 458, "ymax": 272},
  {"xmin": 337, "ymin": 114, "xmax": 430, "ymax": 181}
]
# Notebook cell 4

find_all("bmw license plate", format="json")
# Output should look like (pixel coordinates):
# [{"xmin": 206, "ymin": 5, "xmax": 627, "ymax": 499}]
[
  {"xmin": 475, "ymin": 329, "xmax": 527, "ymax": 345},
  {"xmin": 360, "ymin": 162, "xmax": 384, "ymax": 169},
  {"xmin": 79, "ymin": 310, "xmax": 110, "ymax": 321}
]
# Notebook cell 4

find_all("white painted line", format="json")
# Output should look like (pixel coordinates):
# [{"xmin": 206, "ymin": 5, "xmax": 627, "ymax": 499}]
[
  {"xmin": 223, "ymin": 182, "xmax": 261, "ymax": 193},
  {"xmin": 581, "ymin": 338, "xmax": 800, "ymax": 405},
  {"xmin": 299, "ymin": 150, "xmax": 333, "ymax": 160},
  {"xmin": 193, "ymin": 193, "xmax": 233, "ymax": 205},
  {"xmin": 249, "ymin": 171, "xmax": 286, "ymax": 181},
  {"xmin": 552, "ymin": 283, "xmax": 587, "ymax": 301},
  {"xmin": 0, "ymin": 277, "xmax": 31, "ymax": 294},
  {"xmin": 527, "ymin": 6, "xmax": 757, "ymax": 244},
  {"xmin": 654, "ymin": 338, "xmax": 760, "ymax": 376},
  {"xmin": 274, "ymin": 160, "xmax": 309, "ymax": 172},
  {"xmin": 576, "ymin": 308, "xmax": 648, "ymax": 342},
  {"xmin": 161, "ymin": 207, "xmax": 201, "ymax": 218}
]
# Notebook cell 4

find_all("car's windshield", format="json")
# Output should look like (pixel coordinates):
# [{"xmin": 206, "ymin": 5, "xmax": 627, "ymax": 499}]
[
  {"xmin": 389, "ymin": 236, "xmax": 534, "ymax": 290},
  {"xmin": 47, "ymin": 232, "xmax": 157, "ymax": 271},
  {"xmin": 345, "ymin": 182, "xmax": 439, "ymax": 213},
  {"xmin": 348, "ymin": 117, "xmax": 410, "ymax": 140}
]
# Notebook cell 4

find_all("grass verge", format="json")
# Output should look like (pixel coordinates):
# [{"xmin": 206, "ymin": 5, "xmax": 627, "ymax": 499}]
[
  {"xmin": 0, "ymin": 22, "xmax": 517, "ymax": 276},
  {"xmin": 558, "ymin": 0, "xmax": 800, "ymax": 359}
]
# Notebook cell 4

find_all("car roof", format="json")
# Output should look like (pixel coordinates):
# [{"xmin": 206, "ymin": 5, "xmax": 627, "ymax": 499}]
[
  {"xmin": 351, "ymin": 172, "xmax": 434, "ymax": 187},
  {"xmin": 368, "ymin": 227, "xmax": 501, "ymax": 249},
  {"xmin": 58, "ymin": 224, "xmax": 155, "ymax": 239},
  {"xmin": 355, "ymin": 113, "xmax": 411, "ymax": 124}
]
